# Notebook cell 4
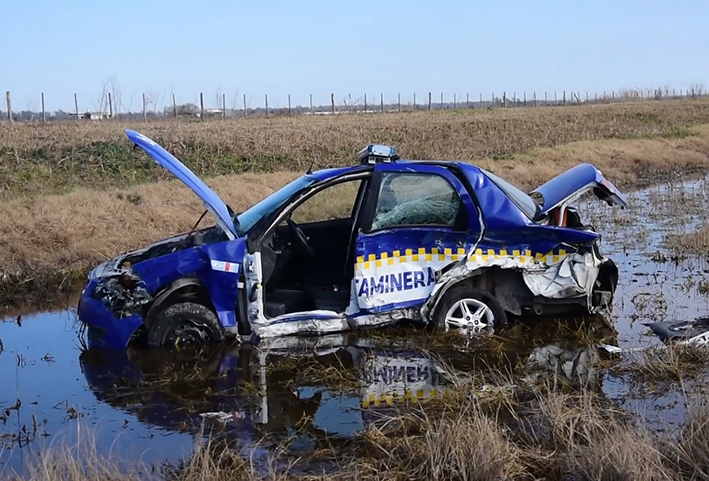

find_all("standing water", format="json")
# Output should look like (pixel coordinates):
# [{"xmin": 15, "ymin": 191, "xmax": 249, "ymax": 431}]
[{"xmin": 2, "ymin": 175, "xmax": 709, "ymax": 475}]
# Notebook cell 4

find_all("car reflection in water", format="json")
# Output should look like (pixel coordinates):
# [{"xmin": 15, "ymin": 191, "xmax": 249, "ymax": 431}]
[{"xmin": 79, "ymin": 317, "xmax": 617, "ymax": 450}]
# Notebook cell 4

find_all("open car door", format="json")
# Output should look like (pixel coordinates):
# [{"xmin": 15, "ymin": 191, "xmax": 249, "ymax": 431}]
[{"xmin": 353, "ymin": 163, "xmax": 481, "ymax": 315}]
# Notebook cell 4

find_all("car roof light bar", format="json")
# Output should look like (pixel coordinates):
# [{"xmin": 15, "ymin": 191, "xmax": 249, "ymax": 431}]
[{"xmin": 358, "ymin": 144, "xmax": 399, "ymax": 164}]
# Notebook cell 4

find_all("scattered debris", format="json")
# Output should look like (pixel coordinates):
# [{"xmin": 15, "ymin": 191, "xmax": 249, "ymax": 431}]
[
  {"xmin": 199, "ymin": 411, "xmax": 245, "ymax": 424},
  {"xmin": 645, "ymin": 316, "xmax": 709, "ymax": 344}
]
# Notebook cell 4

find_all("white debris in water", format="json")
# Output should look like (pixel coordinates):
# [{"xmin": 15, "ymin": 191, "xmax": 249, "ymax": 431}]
[{"xmin": 199, "ymin": 411, "xmax": 244, "ymax": 423}]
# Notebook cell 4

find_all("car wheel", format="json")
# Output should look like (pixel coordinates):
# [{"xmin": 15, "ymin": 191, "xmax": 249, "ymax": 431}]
[
  {"xmin": 432, "ymin": 285, "xmax": 507, "ymax": 335},
  {"xmin": 148, "ymin": 302, "xmax": 225, "ymax": 348}
]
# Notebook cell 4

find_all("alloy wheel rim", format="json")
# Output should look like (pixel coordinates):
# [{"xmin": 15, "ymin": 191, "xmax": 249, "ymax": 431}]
[{"xmin": 443, "ymin": 298, "xmax": 495, "ymax": 335}]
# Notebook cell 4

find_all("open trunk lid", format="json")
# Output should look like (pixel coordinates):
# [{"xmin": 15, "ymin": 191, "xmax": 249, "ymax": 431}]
[
  {"xmin": 125, "ymin": 129, "xmax": 238, "ymax": 240},
  {"xmin": 531, "ymin": 163, "xmax": 628, "ymax": 219}
]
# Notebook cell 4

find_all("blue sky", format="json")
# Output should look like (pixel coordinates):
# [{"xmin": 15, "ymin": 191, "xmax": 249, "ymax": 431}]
[{"xmin": 1, "ymin": 0, "xmax": 707, "ymax": 112}]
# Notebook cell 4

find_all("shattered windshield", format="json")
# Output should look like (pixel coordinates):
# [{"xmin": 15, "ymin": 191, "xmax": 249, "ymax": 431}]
[
  {"xmin": 481, "ymin": 169, "xmax": 539, "ymax": 219},
  {"xmin": 233, "ymin": 176, "xmax": 317, "ymax": 236}
]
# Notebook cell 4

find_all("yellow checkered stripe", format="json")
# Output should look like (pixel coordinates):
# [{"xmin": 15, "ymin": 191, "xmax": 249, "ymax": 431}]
[
  {"xmin": 355, "ymin": 247, "xmax": 569, "ymax": 270},
  {"xmin": 361, "ymin": 388, "xmax": 441, "ymax": 408}
]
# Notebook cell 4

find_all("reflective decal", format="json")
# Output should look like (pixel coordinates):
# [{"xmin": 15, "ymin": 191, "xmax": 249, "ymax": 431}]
[{"xmin": 210, "ymin": 260, "xmax": 240, "ymax": 274}]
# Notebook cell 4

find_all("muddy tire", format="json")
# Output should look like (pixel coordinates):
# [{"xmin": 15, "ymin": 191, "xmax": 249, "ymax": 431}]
[
  {"xmin": 147, "ymin": 302, "xmax": 225, "ymax": 348},
  {"xmin": 431, "ymin": 285, "xmax": 507, "ymax": 335}
]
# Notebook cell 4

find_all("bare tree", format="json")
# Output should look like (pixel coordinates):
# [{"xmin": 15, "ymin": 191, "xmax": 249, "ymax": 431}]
[
  {"xmin": 93, "ymin": 79, "xmax": 109, "ymax": 114},
  {"xmin": 101, "ymin": 76, "xmax": 123, "ymax": 115},
  {"xmin": 230, "ymin": 89, "xmax": 240, "ymax": 114}
]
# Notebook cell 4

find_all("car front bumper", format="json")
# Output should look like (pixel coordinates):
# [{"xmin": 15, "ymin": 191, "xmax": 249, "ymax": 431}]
[{"xmin": 78, "ymin": 280, "xmax": 144, "ymax": 349}]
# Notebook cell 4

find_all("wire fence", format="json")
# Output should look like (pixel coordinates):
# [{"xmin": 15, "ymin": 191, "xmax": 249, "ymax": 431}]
[{"xmin": 3, "ymin": 85, "xmax": 708, "ymax": 123}]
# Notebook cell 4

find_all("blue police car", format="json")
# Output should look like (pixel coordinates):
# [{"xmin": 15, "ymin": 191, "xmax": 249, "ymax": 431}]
[{"xmin": 78, "ymin": 129, "xmax": 627, "ymax": 349}]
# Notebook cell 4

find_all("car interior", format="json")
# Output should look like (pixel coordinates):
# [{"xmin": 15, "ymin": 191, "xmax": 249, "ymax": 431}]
[{"xmin": 258, "ymin": 177, "xmax": 371, "ymax": 318}]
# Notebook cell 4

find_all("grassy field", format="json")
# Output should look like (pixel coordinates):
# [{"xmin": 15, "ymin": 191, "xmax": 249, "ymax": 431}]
[
  {"xmin": 2, "ymin": 99, "xmax": 709, "ymax": 200},
  {"xmin": 2, "ymin": 100, "xmax": 709, "ymax": 306}
]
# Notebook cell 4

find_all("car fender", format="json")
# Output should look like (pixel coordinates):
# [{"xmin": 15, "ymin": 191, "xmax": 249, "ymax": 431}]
[{"xmin": 144, "ymin": 277, "xmax": 210, "ymax": 327}]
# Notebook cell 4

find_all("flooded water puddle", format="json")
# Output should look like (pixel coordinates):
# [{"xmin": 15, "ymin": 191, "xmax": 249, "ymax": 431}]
[{"xmin": 3, "ymin": 174, "xmax": 709, "ymax": 475}]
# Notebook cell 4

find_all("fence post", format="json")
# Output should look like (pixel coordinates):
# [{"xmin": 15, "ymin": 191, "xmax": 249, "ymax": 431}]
[
  {"xmin": 74, "ymin": 93, "xmax": 79, "ymax": 120},
  {"xmin": 533, "ymin": 91, "xmax": 536, "ymax": 107},
  {"xmin": 523, "ymin": 92, "xmax": 526, "ymax": 106},
  {"xmin": 563, "ymin": 91, "xmax": 566, "ymax": 105},
  {"xmin": 413, "ymin": 93, "xmax": 416, "ymax": 111},
  {"xmin": 331, "ymin": 93, "xmax": 335, "ymax": 114},
  {"xmin": 223, "ymin": 94, "xmax": 226, "ymax": 118},
  {"xmin": 453, "ymin": 93, "xmax": 457, "ymax": 109},
  {"xmin": 265, "ymin": 94, "xmax": 268, "ymax": 116},
  {"xmin": 41, "ymin": 92, "xmax": 46, "ymax": 122},
  {"xmin": 479, "ymin": 92, "xmax": 482, "ymax": 108},
  {"xmin": 173, "ymin": 94, "xmax": 177, "ymax": 118},
  {"xmin": 466, "ymin": 93, "xmax": 469, "ymax": 109},
  {"xmin": 5, "ymin": 91, "xmax": 11, "ymax": 122},
  {"xmin": 288, "ymin": 94, "xmax": 291, "ymax": 115},
  {"xmin": 503, "ymin": 92, "xmax": 506, "ymax": 108},
  {"xmin": 108, "ymin": 92, "xmax": 113, "ymax": 119},
  {"xmin": 492, "ymin": 93, "xmax": 494, "ymax": 108},
  {"xmin": 309, "ymin": 94, "xmax": 313, "ymax": 114},
  {"xmin": 397, "ymin": 93, "xmax": 401, "ymax": 112},
  {"xmin": 428, "ymin": 92, "xmax": 431, "ymax": 111},
  {"xmin": 200, "ymin": 92, "xmax": 204, "ymax": 120},
  {"xmin": 586, "ymin": 91, "xmax": 589, "ymax": 103},
  {"xmin": 143, "ymin": 93, "xmax": 147, "ymax": 123},
  {"xmin": 364, "ymin": 93, "xmax": 367, "ymax": 112},
  {"xmin": 380, "ymin": 93, "xmax": 384, "ymax": 113},
  {"xmin": 440, "ymin": 92, "xmax": 443, "ymax": 109}
]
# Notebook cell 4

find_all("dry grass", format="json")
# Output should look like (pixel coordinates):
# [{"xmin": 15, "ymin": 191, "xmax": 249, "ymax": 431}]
[
  {"xmin": 2, "ymin": 99, "xmax": 709, "ymax": 199},
  {"xmin": 625, "ymin": 343, "xmax": 709, "ymax": 384},
  {"xmin": 3, "ymin": 428, "xmax": 292, "ymax": 481},
  {"xmin": 354, "ymin": 404, "xmax": 526, "ymax": 481},
  {"xmin": 668, "ymin": 402, "xmax": 709, "ymax": 479},
  {"xmin": 666, "ymin": 223, "xmax": 709, "ymax": 255},
  {"xmin": 522, "ymin": 389, "xmax": 676, "ymax": 481}
]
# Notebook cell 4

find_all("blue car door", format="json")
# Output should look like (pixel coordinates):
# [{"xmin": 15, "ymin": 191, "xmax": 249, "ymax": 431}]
[{"xmin": 353, "ymin": 163, "xmax": 482, "ymax": 314}]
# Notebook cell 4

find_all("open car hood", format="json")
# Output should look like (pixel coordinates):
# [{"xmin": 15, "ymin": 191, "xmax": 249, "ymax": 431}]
[
  {"xmin": 126, "ymin": 129, "xmax": 238, "ymax": 239},
  {"xmin": 531, "ymin": 163, "xmax": 628, "ymax": 219}
]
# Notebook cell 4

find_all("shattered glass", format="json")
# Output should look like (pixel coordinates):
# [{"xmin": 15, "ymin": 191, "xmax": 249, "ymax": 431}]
[
  {"xmin": 371, "ymin": 173, "xmax": 461, "ymax": 230},
  {"xmin": 372, "ymin": 195, "xmax": 459, "ymax": 230}
]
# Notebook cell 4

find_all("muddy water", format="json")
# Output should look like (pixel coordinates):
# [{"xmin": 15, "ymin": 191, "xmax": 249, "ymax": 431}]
[{"xmin": 3, "ymin": 175, "xmax": 709, "ymax": 474}]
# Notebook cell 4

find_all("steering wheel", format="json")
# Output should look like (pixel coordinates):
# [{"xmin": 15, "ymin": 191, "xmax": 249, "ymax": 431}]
[{"xmin": 287, "ymin": 218, "xmax": 317, "ymax": 258}]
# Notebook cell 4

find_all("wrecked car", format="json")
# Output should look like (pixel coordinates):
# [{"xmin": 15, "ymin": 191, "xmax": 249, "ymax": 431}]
[{"xmin": 78, "ymin": 129, "xmax": 627, "ymax": 349}]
